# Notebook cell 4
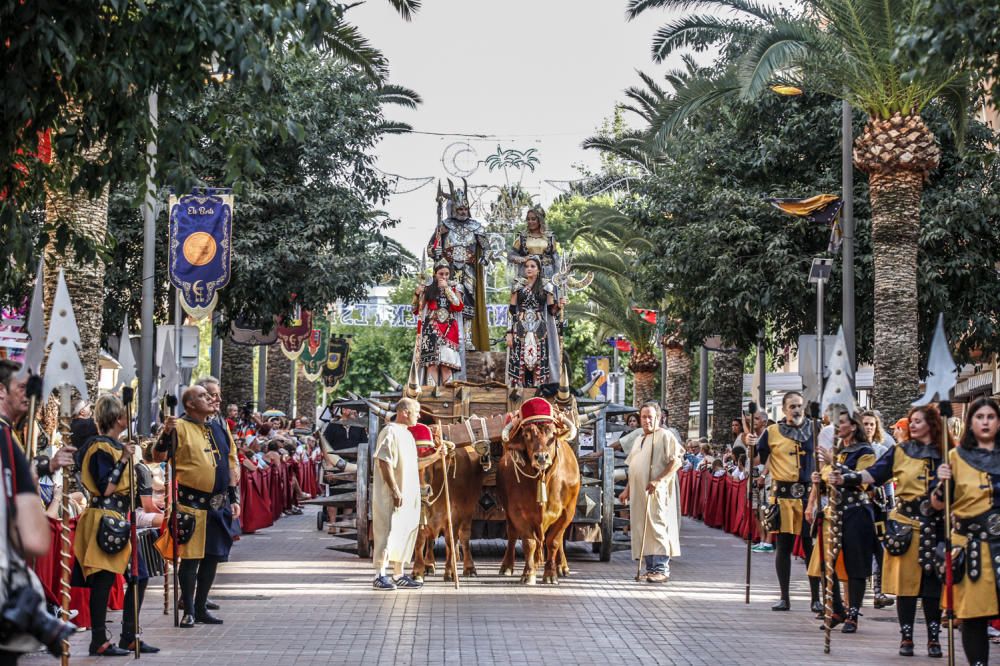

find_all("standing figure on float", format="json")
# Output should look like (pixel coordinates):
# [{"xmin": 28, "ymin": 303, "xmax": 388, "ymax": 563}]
[
  {"xmin": 506, "ymin": 255, "xmax": 564, "ymax": 388},
  {"xmin": 426, "ymin": 181, "xmax": 490, "ymax": 352},
  {"xmin": 412, "ymin": 259, "xmax": 464, "ymax": 386},
  {"xmin": 508, "ymin": 206, "xmax": 560, "ymax": 284}
]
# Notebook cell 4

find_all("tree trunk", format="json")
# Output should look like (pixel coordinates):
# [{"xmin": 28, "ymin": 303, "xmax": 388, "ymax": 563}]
[
  {"xmin": 220, "ymin": 336, "xmax": 254, "ymax": 411},
  {"xmin": 868, "ymin": 170, "xmax": 922, "ymax": 422},
  {"xmin": 264, "ymin": 347, "xmax": 292, "ymax": 415},
  {"xmin": 663, "ymin": 343, "xmax": 692, "ymax": 439},
  {"xmin": 711, "ymin": 348, "xmax": 744, "ymax": 446},
  {"xmin": 296, "ymin": 365, "xmax": 318, "ymax": 421},
  {"xmin": 632, "ymin": 370, "xmax": 657, "ymax": 408},
  {"xmin": 43, "ymin": 180, "xmax": 110, "ymax": 401}
]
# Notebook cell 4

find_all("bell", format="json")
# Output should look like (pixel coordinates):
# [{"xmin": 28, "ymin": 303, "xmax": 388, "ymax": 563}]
[{"xmin": 536, "ymin": 480, "xmax": 547, "ymax": 505}]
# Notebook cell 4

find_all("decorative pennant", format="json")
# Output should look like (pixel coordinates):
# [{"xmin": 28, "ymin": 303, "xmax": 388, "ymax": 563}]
[
  {"xmin": 168, "ymin": 188, "xmax": 233, "ymax": 321},
  {"xmin": 321, "ymin": 335, "xmax": 351, "ymax": 390},
  {"xmin": 16, "ymin": 258, "xmax": 45, "ymax": 379},
  {"xmin": 819, "ymin": 326, "xmax": 857, "ymax": 416},
  {"xmin": 300, "ymin": 318, "xmax": 330, "ymax": 382},
  {"xmin": 768, "ymin": 193, "xmax": 845, "ymax": 253},
  {"xmin": 157, "ymin": 333, "xmax": 181, "ymax": 402},
  {"xmin": 41, "ymin": 269, "xmax": 88, "ymax": 402},
  {"xmin": 912, "ymin": 314, "xmax": 958, "ymax": 406},
  {"xmin": 114, "ymin": 317, "xmax": 137, "ymax": 392},
  {"xmin": 277, "ymin": 309, "xmax": 311, "ymax": 361}
]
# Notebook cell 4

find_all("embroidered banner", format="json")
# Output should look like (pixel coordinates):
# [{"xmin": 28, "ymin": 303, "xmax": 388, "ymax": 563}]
[
  {"xmin": 322, "ymin": 336, "xmax": 351, "ymax": 390},
  {"xmin": 168, "ymin": 188, "xmax": 234, "ymax": 320},
  {"xmin": 300, "ymin": 319, "xmax": 330, "ymax": 382},
  {"xmin": 277, "ymin": 309, "xmax": 311, "ymax": 361}
]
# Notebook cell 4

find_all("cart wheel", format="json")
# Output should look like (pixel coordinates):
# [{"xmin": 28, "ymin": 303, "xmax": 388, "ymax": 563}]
[{"xmin": 316, "ymin": 509, "xmax": 325, "ymax": 531}]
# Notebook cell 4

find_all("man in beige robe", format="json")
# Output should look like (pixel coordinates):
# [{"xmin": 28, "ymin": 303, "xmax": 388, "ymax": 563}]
[
  {"xmin": 618, "ymin": 401, "xmax": 685, "ymax": 583},
  {"xmin": 372, "ymin": 397, "xmax": 422, "ymax": 590}
]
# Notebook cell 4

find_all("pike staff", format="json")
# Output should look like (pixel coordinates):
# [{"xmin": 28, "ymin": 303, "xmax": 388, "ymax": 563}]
[
  {"xmin": 809, "ymin": 402, "xmax": 828, "ymax": 629},
  {"xmin": 433, "ymin": 423, "xmax": 459, "ymax": 589},
  {"xmin": 938, "ymin": 401, "xmax": 955, "ymax": 666},
  {"xmin": 122, "ymin": 386, "xmax": 141, "ymax": 659},
  {"xmin": 164, "ymin": 394, "xmax": 180, "ymax": 627}
]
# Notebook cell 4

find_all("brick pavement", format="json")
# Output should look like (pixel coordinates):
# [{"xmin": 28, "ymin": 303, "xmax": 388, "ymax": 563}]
[{"xmin": 23, "ymin": 515, "xmax": 961, "ymax": 665}]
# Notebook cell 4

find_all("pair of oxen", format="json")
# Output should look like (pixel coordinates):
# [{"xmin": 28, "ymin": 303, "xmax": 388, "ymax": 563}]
[{"xmin": 363, "ymin": 393, "xmax": 602, "ymax": 585}]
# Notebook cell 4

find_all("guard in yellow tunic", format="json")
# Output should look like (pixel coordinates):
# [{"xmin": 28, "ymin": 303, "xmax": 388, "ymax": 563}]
[
  {"xmin": 839, "ymin": 404, "xmax": 944, "ymax": 658},
  {"xmin": 807, "ymin": 411, "xmax": 877, "ymax": 633},
  {"xmin": 73, "ymin": 394, "xmax": 159, "ymax": 656},
  {"xmin": 933, "ymin": 397, "xmax": 1000, "ymax": 666},
  {"xmin": 155, "ymin": 384, "xmax": 240, "ymax": 628},
  {"xmin": 754, "ymin": 391, "xmax": 821, "ymax": 612}
]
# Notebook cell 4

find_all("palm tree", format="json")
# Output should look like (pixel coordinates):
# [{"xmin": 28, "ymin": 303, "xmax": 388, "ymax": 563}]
[
  {"xmin": 627, "ymin": 0, "xmax": 969, "ymax": 420},
  {"xmin": 568, "ymin": 207, "xmax": 661, "ymax": 406}
]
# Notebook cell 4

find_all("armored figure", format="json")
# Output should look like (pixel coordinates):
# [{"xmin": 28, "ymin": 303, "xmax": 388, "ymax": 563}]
[{"xmin": 427, "ymin": 180, "xmax": 490, "ymax": 352}]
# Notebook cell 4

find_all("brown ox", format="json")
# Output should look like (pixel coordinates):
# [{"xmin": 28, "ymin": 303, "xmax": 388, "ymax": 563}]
[
  {"xmin": 412, "ymin": 443, "xmax": 488, "ymax": 581},
  {"xmin": 497, "ymin": 418, "xmax": 580, "ymax": 585}
]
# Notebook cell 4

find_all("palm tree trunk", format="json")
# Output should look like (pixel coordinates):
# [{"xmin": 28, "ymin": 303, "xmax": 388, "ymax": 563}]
[
  {"xmin": 663, "ymin": 343, "xmax": 692, "ymax": 439},
  {"xmin": 264, "ymin": 347, "xmax": 292, "ymax": 415},
  {"xmin": 632, "ymin": 370, "xmax": 657, "ymax": 407},
  {"xmin": 869, "ymin": 170, "xmax": 921, "ymax": 422},
  {"xmin": 711, "ymin": 348, "xmax": 744, "ymax": 445},
  {"xmin": 220, "ymin": 336, "xmax": 255, "ymax": 410}
]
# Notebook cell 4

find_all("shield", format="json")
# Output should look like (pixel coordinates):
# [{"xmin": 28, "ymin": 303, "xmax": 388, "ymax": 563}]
[
  {"xmin": 322, "ymin": 336, "xmax": 351, "ymax": 390},
  {"xmin": 277, "ymin": 309, "xmax": 312, "ymax": 360},
  {"xmin": 300, "ymin": 319, "xmax": 330, "ymax": 382}
]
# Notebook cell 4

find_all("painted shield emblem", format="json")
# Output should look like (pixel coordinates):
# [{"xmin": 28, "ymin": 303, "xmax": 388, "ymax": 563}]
[{"xmin": 322, "ymin": 336, "xmax": 351, "ymax": 390}]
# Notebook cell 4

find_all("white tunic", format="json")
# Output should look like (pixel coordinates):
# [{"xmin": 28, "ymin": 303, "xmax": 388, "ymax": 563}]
[
  {"xmin": 372, "ymin": 423, "xmax": 420, "ymax": 565},
  {"xmin": 625, "ymin": 428, "xmax": 684, "ymax": 558}
]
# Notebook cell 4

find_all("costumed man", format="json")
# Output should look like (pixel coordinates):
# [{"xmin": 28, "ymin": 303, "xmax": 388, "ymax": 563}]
[
  {"xmin": 73, "ymin": 394, "xmax": 159, "ymax": 655},
  {"xmin": 617, "ymin": 401, "xmax": 685, "ymax": 583},
  {"xmin": 427, "ymin": 180, "xmax": 490, "ymax": 352},
  {"xmin": 372, "ymin": 397, "xmax": 423, "ymax": 591},
  {"xmin": 155, "ymin": 384, "xmax": 240, "ymax": 628},
  {"xmin": 755, "ymin": 391, "xmax": 823, "ymax": 612}
]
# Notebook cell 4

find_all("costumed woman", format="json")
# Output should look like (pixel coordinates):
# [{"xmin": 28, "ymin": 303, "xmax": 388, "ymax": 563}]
[
  {"xmin": 806, "ymin": 409, "xmax": 877, "ymax": 633},
  {"xmin": 933, "ymin": 397, "xmax": 1000, "ymax": 666},
  {"xmin": 828, "ymin": 404, "xmax": 945, "ymax": 658},
  {"xmin": 413, "ymin": 260, "xmax": 464, "ymax": 386},
  {"xmin": 508, "ymin": 207, "xmax": 560, "ymax": 283},
  {"xmin": 505, "ymin": 256, "xmax": 563, "ymax": 389},
  {"xmin": 72, "ymin": 394, "xmax": 158, "ymax": 656}
]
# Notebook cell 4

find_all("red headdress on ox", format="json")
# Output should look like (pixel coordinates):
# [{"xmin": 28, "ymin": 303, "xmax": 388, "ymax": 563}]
[
  {"xmin": 409, "ymin": 423, "xmax": 436, "ymax": 458},
  {"xmin": 501, "ymin": 397, "xmax": 577, "ymax": 445}
]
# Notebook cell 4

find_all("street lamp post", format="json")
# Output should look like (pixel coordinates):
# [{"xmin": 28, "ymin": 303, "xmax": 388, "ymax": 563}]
[
  {"xmin": 841, "ymin": 101, "xmax": 856, "ymax": 379},
  {"xmin": 698, "ymin": 346, "xmax": 709, "ymax": 439},
  {"xmin": 809, "ymin": 258, "xmax": 834, "ymax": 403}
]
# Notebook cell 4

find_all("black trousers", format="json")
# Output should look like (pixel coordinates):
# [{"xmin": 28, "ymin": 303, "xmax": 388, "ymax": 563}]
[
  {"xmin": 960, "ymin": 617, "xmax": 990, "ymax": 665},
  {"xmin": 896, "ymin": 594, "xmax": 942, "ymax": 640},
  {"xmin": 88, "ymin": 571, "xmax": 145, "ymax": 647},
  {"xmin": 178, "ymin": 556, "xmax": 221, "ymax": 616},
  {"xmin": 774, "ymin": 515, "xmax": 820, "ymax": 603}
]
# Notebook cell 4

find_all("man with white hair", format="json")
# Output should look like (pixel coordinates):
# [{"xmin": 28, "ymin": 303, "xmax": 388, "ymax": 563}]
[{"xmin": 371, "ymin": 397, "xmax": 423, "ymax": 590}]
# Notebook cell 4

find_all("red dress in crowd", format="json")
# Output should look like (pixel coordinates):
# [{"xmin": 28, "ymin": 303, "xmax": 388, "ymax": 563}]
[{"xmin": 416, "ymin": 286, "xmax": 463, "ymax": 370}]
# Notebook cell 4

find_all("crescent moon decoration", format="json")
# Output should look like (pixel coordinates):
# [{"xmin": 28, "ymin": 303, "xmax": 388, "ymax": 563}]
[
  {"xmin": 441, "ymin": 141, "xmax": 479, "ymax": 178},
  {"xmin": 192, "ymin": 280, "xmax": 205, "ymax": 300}
]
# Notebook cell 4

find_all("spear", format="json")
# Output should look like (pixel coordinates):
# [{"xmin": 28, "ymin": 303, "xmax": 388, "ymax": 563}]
[
  {"xmin": 18, "ymin": 258, "xmax": 46, "ymax": 460},
  {"xmin": 116, "ymin": 318, "xmax": 141, "ymax": 658},
  {"xmin": 742, "ymin": 401, "xmax": 757, "ymax": 604},
  {"xmin": 41, "ymin": 270, "xmax": 89, "ymax": 666}
]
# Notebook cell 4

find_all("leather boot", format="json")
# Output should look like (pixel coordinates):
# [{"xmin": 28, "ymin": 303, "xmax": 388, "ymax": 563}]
[
  {"xmin": 899, "ymin": 624, "xmax": 915, "ymax": 656},
  {"xmin": 841, "ymin": 607, "xmax": 859, "ymax": 633},
  {"xmin": 926, "ymin": 621, "xmax": 942, "ymax": 658}
]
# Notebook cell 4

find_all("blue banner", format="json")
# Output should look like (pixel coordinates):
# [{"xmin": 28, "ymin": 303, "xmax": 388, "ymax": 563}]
[
  {"xmin": 168, "ymin": 188, "xmax": 233, "ymax": 320},
  {"xmin": 584, "ymin": 356, "xmax": 610, "ymax": 399}
]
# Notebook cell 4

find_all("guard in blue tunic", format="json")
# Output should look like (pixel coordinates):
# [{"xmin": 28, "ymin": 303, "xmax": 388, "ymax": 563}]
[{"xmin": 155, "ymin": 384, "xmax": 240, "ymax": 629}]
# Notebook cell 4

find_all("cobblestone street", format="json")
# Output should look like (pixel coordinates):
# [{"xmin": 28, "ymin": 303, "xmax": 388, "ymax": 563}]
[{"xmin": 26, "ymin": 514, "xmax": 945, "ymax": 665}]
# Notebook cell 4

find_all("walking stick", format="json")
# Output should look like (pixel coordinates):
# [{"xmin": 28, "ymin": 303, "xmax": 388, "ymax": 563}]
[
  {"xmin": 807, "ymin": 403, "xmax": 829, "ymax": 651},
  {"xmin": 434, "ymin": 423, "xmax": 459, "ymax": 589},
  {"xmin": 634, "ymin": 433, "xmax": 655, "ymax": 582},
  {"xmin": 939, "ymin": 401, "xmax": 955, "ymax": 666},
  {"xmin": 123, "ymin": 387, "xmax": 140, "ymax": 659},
  {"xmin": 165, "ymin": 394, "xmax": 180, "ymax": 627},
  {"xmin": 743, "ymin": 402, "xmax": 757, "ymax": 604}
]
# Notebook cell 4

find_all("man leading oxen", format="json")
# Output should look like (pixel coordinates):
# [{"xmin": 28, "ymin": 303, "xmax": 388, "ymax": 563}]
[
  {"xmin": 497, "ymin": 397, "xmax": 580, "ymax": 585},
  {"xmin": 618, "ymin": 401, "xmax": 685, "ymax": 583}
]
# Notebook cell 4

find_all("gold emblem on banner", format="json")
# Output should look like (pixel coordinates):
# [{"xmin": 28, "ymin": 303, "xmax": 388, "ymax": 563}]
[{"xmin": 182, "ymin": 231, "xmax": 218, "ymax": 266}]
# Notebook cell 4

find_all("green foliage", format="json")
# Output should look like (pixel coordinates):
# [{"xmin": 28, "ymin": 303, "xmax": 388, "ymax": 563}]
[
  {"xmin": 101, "ymin": 51, "xmax": 416, "ymax": 343},
  {"xmin": 337, "ymin": 326, "xmax": 413, "ymax": 398},
  {"xmin": 0, "ymin": 0, "xmax": 417, "ymax": 306}
]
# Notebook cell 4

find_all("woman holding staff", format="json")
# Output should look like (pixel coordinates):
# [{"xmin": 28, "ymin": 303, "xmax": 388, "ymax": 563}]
[
  {"xmin": 72, "ymin": 394, "xmax": 158, "ymax": 656},
  {"xmin": 827, "ymin": 404, "xmax": 945, "ymax": 657},
  {"xmin": 933, "ymin": 397, "xmax": 1000, "ymax": 666},
  {"xmin": 506, "ymin": 256, "xmax": 563, "ymax": 388}
]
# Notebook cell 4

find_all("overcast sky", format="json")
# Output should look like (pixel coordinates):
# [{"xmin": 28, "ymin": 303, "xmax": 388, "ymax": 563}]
[{"xmin": 350, "ymin": 0, "xmax": 699, "ymax": 257}]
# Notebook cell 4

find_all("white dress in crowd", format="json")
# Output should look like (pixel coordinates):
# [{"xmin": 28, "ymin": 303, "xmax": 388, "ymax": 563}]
[
  {"xmin": 621, "ymin": 427, "xmax": 685, "ymax": 559},
  {"xmin": 372, "ymin": 422, "xmax": 420, "ymax": 568}
]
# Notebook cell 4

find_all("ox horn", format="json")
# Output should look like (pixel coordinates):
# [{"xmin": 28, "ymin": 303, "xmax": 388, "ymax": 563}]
[
  {"xmin": 382, "ymin": 371, "xmax": 403, "ymax": 391},
  {"xmin": 577, "ymin": 404, "xmax": 605, "ymax": 416},
  {"xmin": 577, "ymin": 412, "xmax": 599, "ymax": 428},
  {"xmin": 559, "ymin": 414, "xmax": 578, "ymax": 442},
  {"xmin": 578, "ymin": 369, "xmax": 605, "ymax": 396},
  {"xmin": 556, "ymin": 361, "xmax": 571, "ymax": 405}
]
